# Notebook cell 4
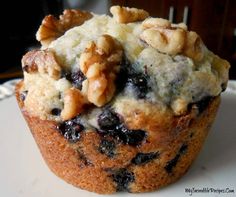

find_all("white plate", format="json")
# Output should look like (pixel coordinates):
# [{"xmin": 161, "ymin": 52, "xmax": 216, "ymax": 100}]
[{"xmin": 0, "ymin": 84, "xmax": 236, "ymax": 197}]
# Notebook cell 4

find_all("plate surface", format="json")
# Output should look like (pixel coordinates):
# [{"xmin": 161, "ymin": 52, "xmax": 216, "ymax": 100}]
[{"xmin": 0, "ymin": 84, "xmax": 236, "ymax": 197}]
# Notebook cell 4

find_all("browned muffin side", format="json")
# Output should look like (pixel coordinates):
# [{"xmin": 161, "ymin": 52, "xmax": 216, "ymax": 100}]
[{"xmin": 16, "ymin": 81, "xmax": 220, "ymax": 194}]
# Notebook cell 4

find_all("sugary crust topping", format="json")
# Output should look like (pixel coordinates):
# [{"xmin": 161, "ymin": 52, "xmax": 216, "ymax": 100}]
[
  {"xmin": 36, "ymin": 9, "xmax": 92, "ymax": 47},
  {"xmin": 61, "ymin": 88, "xmax": 87, "ymax": 120},
  {"xmin": 140, "ymin": 19, "xmax": 204, "ymax": 61},
  {"xmin": 22, "ymin": 50, "xmax": 61, "ymax": 79},
  {"xmin": 110, "ymin": 6, "xmax": 149, "ymax": 23},
  {"xmin": 79, "ymin": 34, "xmax": 123, "ymax": 107}
]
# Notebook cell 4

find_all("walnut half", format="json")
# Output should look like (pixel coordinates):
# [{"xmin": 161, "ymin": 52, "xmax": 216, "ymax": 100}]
[
  {"xmin": 79, "ymin": 34, "xmax": 123, "ymax": 107},
  {"xmin": 110, "ymin": 6, "xmax": 149, "ymax": 23},
  {"xmin": 140, "ymin": 27, "xmax": 186, "ymax": 55},
  {"xmin": 61, "ymin": 88, "xmax": 86, "ymax": 120},
  {"xmin": 140, "ymin": 17, "xmax": 204, "ymax": 61},
  {"xmin": 22, "ymin": 50, "xmax": 61, "ymax": 79},
  {"xmin": 36, "ymin": 9, "xmax": 92, "ymax": 47}
]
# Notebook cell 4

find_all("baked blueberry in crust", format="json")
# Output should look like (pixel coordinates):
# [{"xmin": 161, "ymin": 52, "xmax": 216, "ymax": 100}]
[
  {"xmin": 77, "ymin": 149, "xmax": 93, "ymax": 168},
  {"xmin": 165, "ymin": 144, "xmax": 188, "ymax": 173},
  {"xmin": 195, "ymin": 97, "xmax": 213, "ymax": 114},
  {"xmin": 56, "ymin": 116, "xmax": 84, "ymax": 143},
  {"xmin": 116, "ymin": 125, "xmax": 147, "ymax": 146},
  {"xmin": 98, "ymin": 109, "xmax": 120, "ymax": 131},
  {"xmin": 98, "ymin": 139, "xmax": 116, "ymax": 158},
  {"xmin": 20, "ymin": 90, "xmax": 28, "ymax": 101},
  {"xmin": 51, "ymin": 108, "xmax": 62, "ymax": 116},
  {"xmin": 131, "ymin": 152, "xmax": 159, "ymax": 165},
  {"xmin": 112, "ymin": 168, "xmax": 135, "ymax": 192},
  {"xmin": 97, "ymin": 109, "xmax": 147, "ymax": 146},
  {"xmin": 126, "ymin": 73, "xmax": 150, "ymax": 99},
  {"xmin": 61, "ymin": 70, "xmax": 86, "ymax": 90},
  {"xmin": 71, "ymin": 70, "xmax": 86, "ymax": 90},
  {"xmin": 115, "ymin": 57, "xmax": 131, "ymax": 91}
]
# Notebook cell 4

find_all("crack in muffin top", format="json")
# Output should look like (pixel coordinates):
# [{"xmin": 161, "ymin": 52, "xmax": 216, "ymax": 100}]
[{"xmin": 20, "ymin": 6, "xmax": 230, "ymax": 122}]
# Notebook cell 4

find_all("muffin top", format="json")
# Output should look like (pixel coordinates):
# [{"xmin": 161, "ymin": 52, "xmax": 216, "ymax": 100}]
[{"xmin": 20, "ymin": 6, "xmax": 230, "ymax": 122}]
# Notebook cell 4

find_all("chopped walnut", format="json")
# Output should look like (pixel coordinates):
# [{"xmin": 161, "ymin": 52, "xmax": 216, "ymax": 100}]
[
  {"xmin": 61, "ymin": 88, "xmax": 86, "ymax": 120},
  {"xmin": 36, "ymin": 9, "xmax": 92, "ymax": 47},
  {"xmin": 172, "ymin": 23, "xmax": 188, "ymax": 30},
  {"xmin": 183, "ymin": 31, "xmax": 204, "ymax": 61},
  {"xmin": 140, "ymin": 18, "xmax": 204, "ymax": 61},
  {"xmin": 79, "ymin": 34, "xmax": 123, "ymax": 107},
  {"xmin": 140, "ymin": 27, "xmax": 186, "ymax": 55},
  {"xmin": 22, "ymin": 50, "xmax": 61, "ymax": 79},
  {"xmin": 142, "ymin": 18, "xmax": 171, "ymax": 29},
  {"xmin": 110, "ymin": 6, "xmax": 149, "ymax": 23}
]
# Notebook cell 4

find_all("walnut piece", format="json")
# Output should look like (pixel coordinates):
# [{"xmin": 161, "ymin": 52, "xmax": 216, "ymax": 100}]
[
  {"xmin": 140, "ymin": 18, "xmax": 204, "ymax": 61},
  {"xmin": 79, "ymin": 34, "xmax": 123, "ymax": 107},
  {"xmin": 140, "ymin": 27, "xmax": 186, "ymax": 55},
  {"xmin": 61, "ymin": 88, "xmax": 86, "ymax": 120},
  {"xmin": 142, "ymin": 18, "xmax": 171, "ymax": 29},
  {"xmin": 22, "ymin": 50, "xmax": 61, "ymax": 79},
  {"xmin": 36, "ymin": 9, "xmax": 92, "ymax": 47},
  {"xmin": 172, "ymin": 22, "xmax": 188, "ymax": 30},
  {"xmin": 183, "ymin": 31, "xmax": 204, "ymax": 61},
  {"xmin": 110, "ymin": 6, "xmax": 149, "ymax": 23}
]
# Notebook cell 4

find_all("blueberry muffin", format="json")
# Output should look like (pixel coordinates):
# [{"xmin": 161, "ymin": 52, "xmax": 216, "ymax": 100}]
[{"xmin": 15, "ymin": 6, "xmax": 230, "ymax": 194}]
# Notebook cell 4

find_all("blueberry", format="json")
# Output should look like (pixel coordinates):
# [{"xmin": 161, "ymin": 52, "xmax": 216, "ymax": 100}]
[
  {"xmin": 115, "ymin": 57, "xmax": 131, "ymax": 91},
  {"xmin": 20, "ymin": 90, "xmax": 28, "ymax": 101},
  {"xmin": 131, "ymin": 152, "xmax": 159, "ymax": 165},
  {"xmin": 112, "ymin": 168, "xmax": 135, "ymax": 191},
  {"xmin": 194, "ymin": 96, "xmax": 213, "ymax": 114},
  {"xmin": 98, "ymin": 139, "xmax": 116, "ymax": 157},
  {"xmin": 98, "ymin": 109, "xmax": 120, "ymax": 131},
  {"xmin": 97, "ymin": 110, "xmax": 147, "ymax": 146},
  {"xmin": 71, "ymin": 70, "xmax": 86, "ymax": 90},
  {"xmin": 57, "ymin": 116, "xmax": 84, "ymax": 143},
  {"xmin": 165, "ymin": 144, "xmax": 188, "ymax": 173},
  {"xmin": 77, "ymin": 149, "xmax": 92, "ymax": 167},
  {"xmin": 113, "ymin": 124, "xmax": 147, "ymax": 146},
  {"xmin": 61, "ymin": 71, "xmax": 71, "ymax": 81},
  {"xmin": 179, "ymin": 144, "xmax": 188, "ymax": 154},
  {"xmin": 165, "ymin": 154, "xmax": 180, "ymax": 173},
  {"xmin": 61, "ymin": 70, "xmax": 86, "ymax": 90},
  {"xmin": 121, "ymin": 129, "xmax": 147, "ymax": 146},
  {"xmin": 51, "ymin": 108, "xmax": 61, "ymax": 116},
  {"xmin": 126, "ymin": 73, "xmax": 149, "ymax": 99}
]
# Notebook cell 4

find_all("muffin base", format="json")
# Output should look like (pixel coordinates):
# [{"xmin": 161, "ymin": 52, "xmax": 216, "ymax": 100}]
[{"xmin": 16, "ymin": 81, "xmax": 220, "ymax": 194}]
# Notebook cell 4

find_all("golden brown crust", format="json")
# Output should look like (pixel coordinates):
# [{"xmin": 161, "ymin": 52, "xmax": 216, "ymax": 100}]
[
  {"xmin": 36, "ymin": 9, "xmax": 92, "ymax": 47},
  {"xmin": 16, "ymin": 81, "xmax": 220, "ymax": 194}
]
